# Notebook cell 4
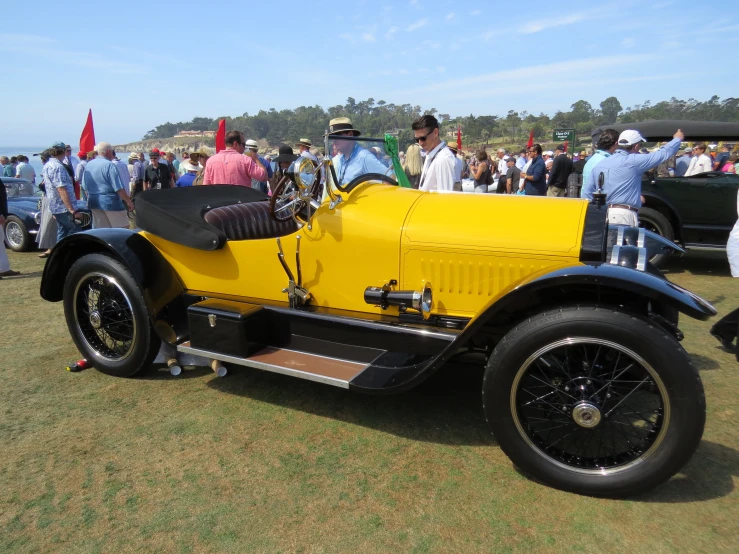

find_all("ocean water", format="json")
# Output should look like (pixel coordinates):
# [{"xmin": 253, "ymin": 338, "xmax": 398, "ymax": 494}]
[{"xmin": 0, "ymin": 147, "xmax": 136, "ymax": 189}]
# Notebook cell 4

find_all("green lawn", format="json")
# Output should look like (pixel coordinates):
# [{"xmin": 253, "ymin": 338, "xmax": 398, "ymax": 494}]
[{"xmin": 0, "ymin": 249, "xmax": 737, "ymax": 553}]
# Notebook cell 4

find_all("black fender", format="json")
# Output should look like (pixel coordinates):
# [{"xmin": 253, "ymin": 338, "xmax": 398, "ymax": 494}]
[
  {"xmin": 357, "ymin": 262, "xmax": 716, "ymax": 393},
  {"xmin": 40, "ymin": 228, "xmax": 185, "ymax": 340}
]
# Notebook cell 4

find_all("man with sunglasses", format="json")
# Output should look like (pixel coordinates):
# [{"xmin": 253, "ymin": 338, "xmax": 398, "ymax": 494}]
[
  {"xmin": 412, "ymin": 115, "xmax": 456, "ymax": 192},
  {"xmin": 519, "ymin": 144, "xmax": 547, "ymax": 196},
  {"xmin": 328, "ymin": 117, "xmax": 389, "ymax": 187}
]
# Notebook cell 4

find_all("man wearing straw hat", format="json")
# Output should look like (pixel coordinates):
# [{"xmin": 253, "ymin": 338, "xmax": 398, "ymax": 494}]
[
  {"xmin": 327, "ymin": 117, "xmax": 388, "ymax": 187},
  {"xmin": 296, "ymin": 138, "xmax": 318, "ymax": 164}
]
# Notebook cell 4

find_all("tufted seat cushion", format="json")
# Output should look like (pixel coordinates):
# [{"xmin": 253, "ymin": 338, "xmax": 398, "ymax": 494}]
[{"xmin": 204, "ymin": 201, "xmax": 298, "ymax": 241}]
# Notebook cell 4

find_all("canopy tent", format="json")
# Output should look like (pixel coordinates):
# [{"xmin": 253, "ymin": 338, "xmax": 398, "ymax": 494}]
[{"xmin": 591, "ymin": 120, "xmax": 739, "ymax": 144}]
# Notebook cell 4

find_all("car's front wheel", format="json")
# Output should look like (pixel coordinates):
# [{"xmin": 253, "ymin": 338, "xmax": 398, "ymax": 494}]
[
  {"xmin": 63, "ymin": 253, "xmax": 160, "ymax": 377},
  {"xmin": 4, "ymin": 215, "xmax": 31, "ymax": 251},
  {"xmin": 482, "ymin": 306, "xmax": 705, "ymax": 497}
]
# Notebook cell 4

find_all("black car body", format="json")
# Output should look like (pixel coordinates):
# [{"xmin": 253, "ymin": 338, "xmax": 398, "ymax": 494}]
[
  {"xmin": 3, "ymin": 178, "xmax": 91, "ymax": 251},
  {"xmin": 640, "ymin": 171, "xmax": 739, "ymax": 250}
]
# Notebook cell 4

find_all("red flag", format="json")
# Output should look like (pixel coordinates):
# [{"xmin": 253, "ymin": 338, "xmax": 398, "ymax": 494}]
[
  {"xmin": 79, "ymin": 109, "xmax": 96, "ymax": 156},
  {"xmin": 456, "ymin": 126, "xmax": 462, "ymax": 151},
  {"xmin": 215, "ymin": 119, "xmax": 226, "ymax": 153},
  {"xmin": 563, "ymin": 140, "xmax": 569, "ymax": 153},
  {"xmin": 526, "ymin": 129, "xmax": 534, "ymax": 148}
]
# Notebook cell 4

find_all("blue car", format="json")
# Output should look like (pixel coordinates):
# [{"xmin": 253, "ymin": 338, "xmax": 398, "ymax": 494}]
[{"xmin": 3, "ymin": 178, "xmax": 91, "ymax": 251}]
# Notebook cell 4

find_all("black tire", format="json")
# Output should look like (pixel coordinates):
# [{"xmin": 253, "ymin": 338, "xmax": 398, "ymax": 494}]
[
  {"xmin": 4, "ymin": 215, "xmax": 31, "ymax": 252},
  {"xmin": 638, "ymin": 207, "xmax": 675, "ymax": 267},
  {"xmin": 482, "ymin": 306, "xmax": 705, "ymax": 497},
  {"xmin": 63, "ymin": 253, "xmax": 160, "ymax": 377}
]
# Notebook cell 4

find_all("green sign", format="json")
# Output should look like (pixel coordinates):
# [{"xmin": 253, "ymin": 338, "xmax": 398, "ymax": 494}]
[{"xmin": 553, "ymin": 128, "xmax": 576, "ymax": 145}]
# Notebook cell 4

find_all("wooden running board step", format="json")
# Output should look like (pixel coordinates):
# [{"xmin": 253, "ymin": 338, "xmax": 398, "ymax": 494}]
[{"xmin": 176, "ymin": 342, "xmax": 369, "ymax": 389}]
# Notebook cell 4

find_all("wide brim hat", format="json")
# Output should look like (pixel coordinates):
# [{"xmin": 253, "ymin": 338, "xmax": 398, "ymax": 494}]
[
  {"xmin": 274, "ymin": 145, "xmax": 299, "ymax": 164},
  {"xmin": 448, "ymin": 144, "xmax": 459, "ymax": 153},
  {"xmin": 181, "ymin": 160, "xmax": 200, "ymax": 172},
  {"xmin": 295, "ymin": 138, "xmax": 312, "ymax": 148},
  {"xmin": 128, "ymin": 152, "xmax": 138, "ymax": 160},
  {"xmin": 326, "ymin": 117, "xmax": 361, "ymax": 136}
]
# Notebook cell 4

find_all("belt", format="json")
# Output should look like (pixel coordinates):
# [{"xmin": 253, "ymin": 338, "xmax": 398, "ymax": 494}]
[{"xmin": 608, "ymin": 204, "xmax": 638, "ymax": 213}]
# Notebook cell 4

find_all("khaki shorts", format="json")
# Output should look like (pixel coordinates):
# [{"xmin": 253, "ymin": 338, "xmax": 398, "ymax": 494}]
[
  {"xmin": 91, "ymin": 209, "xmax": 130, "ymax": 229},
  {"xmin": 546, "ymin": 186, "xmax": 566, "ymax": 197},
  {"xmin": 607, "ymin": 207, "xmax": 639, "ymax": 227}
]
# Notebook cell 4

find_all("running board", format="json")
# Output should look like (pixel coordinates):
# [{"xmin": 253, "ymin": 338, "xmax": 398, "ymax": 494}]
[{"xmin": 177, "ymin": 341, "xmax": 368, "ymax": 389}]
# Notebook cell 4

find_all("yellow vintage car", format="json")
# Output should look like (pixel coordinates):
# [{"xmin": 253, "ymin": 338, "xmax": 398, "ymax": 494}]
[{"xmin": 41, "ymin": 134, "xmax": 715, "ymax": 497}]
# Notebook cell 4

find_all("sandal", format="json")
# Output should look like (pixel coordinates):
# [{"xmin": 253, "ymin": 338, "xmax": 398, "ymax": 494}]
[{"xmin": 39, "ymin": 252, "xmax": 50, "ymax": 259}]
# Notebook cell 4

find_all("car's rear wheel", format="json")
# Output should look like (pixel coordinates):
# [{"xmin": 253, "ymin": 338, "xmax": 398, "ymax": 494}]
[
  {"xmin": 63, "ymin": 253, "xmax": 160, "ymax": 377},
  {"xmin": 639, "ymin": 208, "xmax": 675, "ymax": 267},
  {"xmin": 482, "ymin": 306, "xmax": 705, "ymax": 497},
  {"xmin": 4, "ymin": 215, "xmax": 31, "ymax": 252}
]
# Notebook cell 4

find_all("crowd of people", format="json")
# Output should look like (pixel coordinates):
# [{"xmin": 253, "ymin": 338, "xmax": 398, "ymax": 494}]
[{"xmin": 2, "ymin": 113, "xmax": 739, "ymax": 280}]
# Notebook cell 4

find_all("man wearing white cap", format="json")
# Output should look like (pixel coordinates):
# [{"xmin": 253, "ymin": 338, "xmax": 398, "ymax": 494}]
[{"xmin": 585, "ymin": 128, "xmax": 684, "ymax": 226}]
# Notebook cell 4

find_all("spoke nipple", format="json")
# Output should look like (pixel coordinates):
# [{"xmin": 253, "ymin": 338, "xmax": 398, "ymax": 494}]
[
  {"xmin": 606, "ymin": 393, "xmax": 611, "ymax": 398},
  {"xmin": 586, "ymin": 380, "xmax": 592, "ymax": 385},
  {"xmin": 564, "ymin": 386, "xmax": 569, "ymax": 391}
]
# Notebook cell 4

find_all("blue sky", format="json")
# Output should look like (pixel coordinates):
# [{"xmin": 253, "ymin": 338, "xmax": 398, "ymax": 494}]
[{"xmin": 2, "ymin": 0, "xmax": 736, "ymax": 146}]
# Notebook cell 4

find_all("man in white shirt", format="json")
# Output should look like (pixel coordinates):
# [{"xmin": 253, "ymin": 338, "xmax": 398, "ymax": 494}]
[
  {"xmin": 413, "ymin": 115, "xmax": 456, "ymax": 192},
  {"xmin": 685, "ymin": 143, "xmax": 713, "ymax": 176},
  {"xmin": 14, "ymin": 155, "xmax": 36, "ymax": 186},
  {"xmin": 447, "ymin": 144, "xmax": 464, "ymax": 191}
]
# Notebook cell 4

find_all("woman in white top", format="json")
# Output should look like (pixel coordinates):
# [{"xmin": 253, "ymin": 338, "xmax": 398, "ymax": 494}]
[{"xmin": 685, "ymin": 143, "xmax": 713, "ymax": 176}]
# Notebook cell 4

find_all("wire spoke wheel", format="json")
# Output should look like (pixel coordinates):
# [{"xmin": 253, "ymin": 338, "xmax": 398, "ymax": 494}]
[
  {"xmin": 5, "ymin": 221, "xmax": 24, "ymax": 248},
  {"xmin": 511, "ymin": 338, "xmax": 669, "ymax": 475},
  {"xmin": 73, "ymin": 272, "xmax": 137, "ymax": 362}
]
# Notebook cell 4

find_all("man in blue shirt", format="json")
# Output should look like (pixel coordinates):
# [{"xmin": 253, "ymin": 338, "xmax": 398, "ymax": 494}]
[
  {"xmin": 588, "ymin": 128, "xmax": 684, "ymax": 226},
  {"xmin": 43, "ymin": 143, "xmax": 83, "ymax": 242},
  {"xmin": 245, "ymin": 139, "xmax": 274, "ymax": 193},
  {"xmin": 328, "ymin": 117, "xmax": 389, "ymax": 188},
  {"xmin": 674, "ymin": 147, "xmax": 692, "ymax": 177},
  {"xmin": 82, "ymin": 141, "xmax": 134, "ymax": 229},
  {"xmin": 714, "ymin": 144, "xmax": 730, "ymax": 171},
  {"xmin": 580, "ymin": 129, "xmax": 619, "ymax": 199},
  {"xmin": 520, "ymin": 144, "xmax": 547, "ymax": 195}
]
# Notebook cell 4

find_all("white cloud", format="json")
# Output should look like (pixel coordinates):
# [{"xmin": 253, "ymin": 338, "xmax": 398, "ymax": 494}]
[
  {"xmin": 445, "ymin": 12, "xmax": 455, "ymax": 21},
  {"xmin": 339, "ymin": 33, "xmax": 355, "ymax": 43},
  {"xmin": 407, "ymin": 18, "xmax": 429, "ymax": 31},
  {"xmin": 362, "ymin": 33, "xmax": 376, "ymax": 42},
  {"xmin": 621, "ymin": 37, "xmax": 635, "ymax": 48},
  {"xmin": 385, "ymin": 26, "xmax": 399, "ymax": 39},
  {"xmin": 396, "ymin": 55, "xmax": 656, "ymax": 96},
  {"xmin": 470, "ymin": 9, "xmax": 481, "ymax": 16},
  {"xmin": 519, "ymin": 14, "xmax": 586, "ymax": 34},
  {"xmin": 0, "ymin": 33, "xmax": 147, "ymax": 75}
]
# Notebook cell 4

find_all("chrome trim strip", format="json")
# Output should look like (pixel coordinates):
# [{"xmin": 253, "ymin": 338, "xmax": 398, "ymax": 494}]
[
  {"xmin": 177, "ymin": 343, "xmax": 353, "ymax": 389},
  {"xmin": 609, "ymin": 245, "xmax": 621, "ymax": 265}
]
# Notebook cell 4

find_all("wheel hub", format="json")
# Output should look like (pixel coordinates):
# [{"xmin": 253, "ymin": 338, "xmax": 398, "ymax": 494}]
[
  {"xmin": 89, "ymin": 311, "xmax": 102, "ymax": 329},
  {"xmin": 572, "ymin": 402, "xmax": 602, "ymax": 428}
]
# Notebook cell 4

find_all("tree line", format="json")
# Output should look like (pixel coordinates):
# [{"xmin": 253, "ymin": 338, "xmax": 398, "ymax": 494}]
[{"xmin": 143, "ymin": 95, "xmax": 739, "ymax": 149}]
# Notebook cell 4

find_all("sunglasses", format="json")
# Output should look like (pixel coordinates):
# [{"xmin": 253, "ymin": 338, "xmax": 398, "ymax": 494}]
[{"xmin": 414, "ymin": 130, "xmax": 434, "ymax": 143}]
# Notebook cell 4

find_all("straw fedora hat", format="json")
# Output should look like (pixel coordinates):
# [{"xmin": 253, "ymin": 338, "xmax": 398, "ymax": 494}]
[
  {"xmin": 326, "ymin": 117, "xmax": 361, "ymax": 136},
  {"xmin": 295, "ymin": 138, "xmax": 312, "ymax": 148}
]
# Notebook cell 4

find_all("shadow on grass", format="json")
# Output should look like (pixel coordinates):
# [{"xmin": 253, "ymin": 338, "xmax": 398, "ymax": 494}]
[
  {"xmin": 662, "ymin": 250, "xmax": 731, "ymax": 277},
  {"xmin": 0, "ymin": 270, "xmax": 43, "ymax": 280},
  {"xmin": 207, "ymin": 361, "xmax": 493, "ymax": 447},
  {"xmin": 636, "ymin": 440, "xmax": 738, "ymax": 503},
  {"xmin": 689, "ymin": 353, "xmax": 721, "ymax": 371},
  {"xmin": 139, "ymin": 365, "xmax": 215, "ymax": 380}
]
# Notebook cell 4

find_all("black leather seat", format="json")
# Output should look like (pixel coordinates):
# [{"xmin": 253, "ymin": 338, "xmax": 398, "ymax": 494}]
[{"xmin": 204, "ymin": 201, "xmax": 298, "ymax": 241}]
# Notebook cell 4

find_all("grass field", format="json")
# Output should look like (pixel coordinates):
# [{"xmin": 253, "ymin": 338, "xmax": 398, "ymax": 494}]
[{"xmin": 1, "ymin": 249, "xmax": 737, "ymax": 553}]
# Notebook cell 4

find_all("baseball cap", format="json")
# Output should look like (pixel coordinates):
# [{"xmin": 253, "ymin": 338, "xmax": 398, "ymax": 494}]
[
  {"xmin": 555, "ymin": 144, "xmax": 566, "ymax": 151},
  {"xmin": 683, "ymin": 147, "xmax": 692, "ymax": 153},
  {"xmin": 50, "ymin": 141, "xmax": 66, "ymax": 149},
  {"xmin": 618, "ymin": 130, "xmax": 647, "ymax": 146}
]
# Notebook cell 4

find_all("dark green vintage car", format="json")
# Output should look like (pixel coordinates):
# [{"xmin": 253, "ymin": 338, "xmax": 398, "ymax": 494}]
[
  {"xmin": 592, "ymin": 120, "xmax": 739, "ymax": 266},
  {"xmin": 640, "ymin": 171, "xmax": 739, "ymax": 263}
]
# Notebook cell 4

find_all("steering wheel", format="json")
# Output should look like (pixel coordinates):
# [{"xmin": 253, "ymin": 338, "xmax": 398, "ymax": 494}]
[{"xmin": 269, "ymin": 175, "xmax": 306, "ymax": 222}]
